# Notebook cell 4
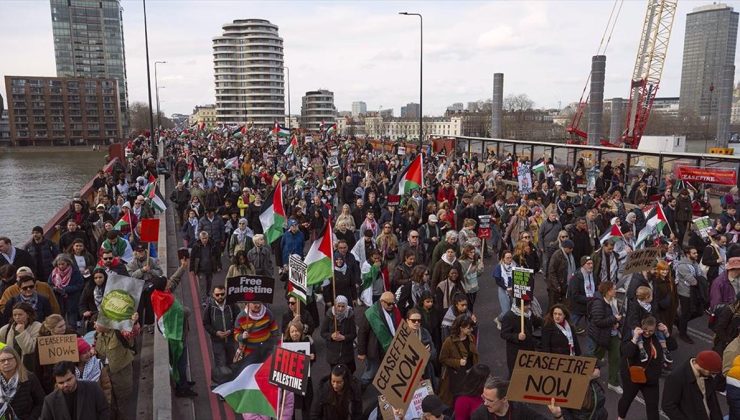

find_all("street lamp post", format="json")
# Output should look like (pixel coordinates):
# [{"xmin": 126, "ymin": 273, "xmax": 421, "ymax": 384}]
[
  {"xmin": 284, "ymin": 66, "xmax": 291, "ymax": 129},
  {"xmin": 155, "ymin": 61, "xmax": 167, "ymax": 131},
  {"xmin": 142, "ymin": 0, "xmax": 155, "ymax": 146},
  {"xmin": 399, "ymin": 12, "xmax": 423, "ymax": 151}
]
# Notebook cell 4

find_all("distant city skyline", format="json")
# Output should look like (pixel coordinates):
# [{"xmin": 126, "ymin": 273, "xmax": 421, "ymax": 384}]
[{"xmin": 2, "ymin": 1, "xmax": 739, "ymax": 117}]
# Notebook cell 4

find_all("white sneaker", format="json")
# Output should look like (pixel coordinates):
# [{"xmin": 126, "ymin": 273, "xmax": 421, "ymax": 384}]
[
  {"xmin": 608, "ymin": 384, "xmax": 623, "ymax": 394},
  {"xmin": 495, "ymin": 318, "xmax": 502, "ymax": 330}
]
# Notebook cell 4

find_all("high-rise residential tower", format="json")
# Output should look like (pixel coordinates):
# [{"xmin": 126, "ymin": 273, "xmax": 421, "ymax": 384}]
[
  {"xmin": 50, "ymin": 0, "xmax": 129, "ymax": 135},
  {"xmin": 213, "ymin": 19, "xmax": 285, "ymax": 128},
  {"xmin": 678, "ymin": 4, "xmax": 738, "ymax": 122},
  {"xmin": 301, "ymin": 90, "xmax": 336, "ymax": 131}
]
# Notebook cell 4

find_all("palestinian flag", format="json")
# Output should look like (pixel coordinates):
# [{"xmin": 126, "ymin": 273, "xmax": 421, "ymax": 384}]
[
  {"xmin": 150, "ymin": 191, "xmax": 167, "ymax": 213},
  {"xmin": 326, "ymin": 123, "xmax": 337, "ymax": 135},
  {"xmin": 599, "ymin": 224, "xmax": 623, "ymax": 245},
  {"xmin": 182, "ymin": 170, "xmax": 191, "ymax": 184},
  {"xmin": 305, "ymin": 221, "xmax": 333, "ymax": 286},
  {"xmin": 224, "ymin": 156, "xmax": 239, "ymax": 169},
  {"xmin": 390, "ymin": 154, "xmax": 423, "ymax": 195},
  {"xmin": 636, "ymin": 204, "xmax": 668, "ymax": 248},
  {"xmin": 532, "ymin": 160, "xmax": 546, "ymax": 175},
  {"xmin": 284, "ymin": 134, "xmax": 298, "ymax": 156},
  {"xmin": 287, "ymin": 281, "xmax": 307, "ymax": 304},
  {"xmin": 272, "ymin": 122, "xmax": 290, "ymax": 138},
  {"xmin": 143, "ymin": 180, "xmax": 157, "ymax": 199},
  {"xmin": 151, "ymin": 290, "xmax": 184, "ymax": 381},
  {"xmin": 259, "ymin": 181, "xmax": 286, "ymax": 244},
  {"xmin": 113, "ymin": 211, "xmax": 131, "ymax": 230},
  {"xmin": 231, "ymin": 124, "xmax": 246, "ymax": 137},
  {"xmin": 212, "ymin": 355, "xmax": 278, "ymax": 416}
]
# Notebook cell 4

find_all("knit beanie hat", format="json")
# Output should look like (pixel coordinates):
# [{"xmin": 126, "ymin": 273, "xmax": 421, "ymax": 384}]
[{"xmin": 696, "ymin": 350, "xmax": 722, "ymax": 373}]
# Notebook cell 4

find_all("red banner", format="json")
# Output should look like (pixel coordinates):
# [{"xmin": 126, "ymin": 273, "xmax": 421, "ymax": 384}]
[
  {"xmin": 139, "ymin": 218, "xmax": 160, "ymax": 243},
  {"xmin": 676, "ymin": 166, "xmax": 737, "ymax": 186}
]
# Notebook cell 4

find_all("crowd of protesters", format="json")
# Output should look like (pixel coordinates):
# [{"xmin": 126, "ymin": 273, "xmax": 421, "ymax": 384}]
[{"xmin": 2, "ymin": 124, "xmax": 740, "ymax": 419}]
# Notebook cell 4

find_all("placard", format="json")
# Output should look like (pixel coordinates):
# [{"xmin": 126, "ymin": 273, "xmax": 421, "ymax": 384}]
[
  {"xmin": 37, "ymin": 334, "xmax": 79, "ymax": 365},
  {"xmin": 328, "ymin": 155, "xmax": 339, "ymax": 168},
  {"xmin": 478, "ymin": 227, "xmax": 492, "ymax": 239},
  {"xmin": 96, "ymin": 273, "xmax": 144, "ymax": 331},
  {"xmin": 512, "ymin": 267, "xmax": 534, "ymax": 299},
  {"xmin": 693, "ymin": 216, "xmax": 713, "ymax": 240},
  {"xmin": 397, "ymin": 146, "xmax": 406, "ymax": 156},
  {"xmin": 377, "ymin": 380, "xmax": 434, "ymax": 420},
  {"xmin": 225, "ymin": 275, "xmax": 275, "ymax": 305},
  {"xmin": 269, "ymin": 346, "xmax": 310, "ymax": 396},
  {"xmin": 139, "ymin": 218, "xmax": 160, "ymax": 242},
  {"xmin": 288, "ymin": 255, "xmax": 308, "ymax": 301},
  {"xmin": 372, "ymin": 321, "xmax": 430, "ymax": 412},
  {"xmin": 478, "ymin": 214, "xmax": 492, "ymax": 229},
  {"xmin": 623, "ymin": 248, "xmax": 661, "ymax": 274},
  {"xmin": 508, "ymin": 350, "xmax": 596, "ymax": 409}
]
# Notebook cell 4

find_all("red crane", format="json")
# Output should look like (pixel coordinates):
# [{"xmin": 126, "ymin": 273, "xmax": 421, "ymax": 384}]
[{"xmin": 567, "ymin": 0, "xmax": 678, "ymax": 149}]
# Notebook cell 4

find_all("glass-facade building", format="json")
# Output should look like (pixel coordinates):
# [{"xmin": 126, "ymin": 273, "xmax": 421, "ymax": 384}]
[
  {"xmin": 213, "ymin": 19, "xmax": 285, "ymax": 128},
  {"xmin": 50, "ymin": 0, "xmax": 128, "ymax": 135},
  {"xmin": 679, "ymin": 3, "xmax": 738, "ymax": 119}
]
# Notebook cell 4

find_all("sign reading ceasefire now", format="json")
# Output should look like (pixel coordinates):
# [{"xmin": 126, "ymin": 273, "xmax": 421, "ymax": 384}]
[
  {"xmin": 38, "ymin": 334, "xmax": 79, "ymax": 365},
  {"xmin": 373, "ymin": 321, "xmax": 430, "ymax": 412},
  {"xmin": 508, "ymin": 350, "xmax": 597, "ymax": 409}
]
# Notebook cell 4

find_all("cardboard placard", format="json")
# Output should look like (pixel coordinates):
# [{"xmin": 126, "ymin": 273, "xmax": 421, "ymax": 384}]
[
  {"xmin": 623, "ymin": 248, "xmax": 661, "ymax": 274},
  {"xmin": 288, "ymin": 255, "xmax": 308, "ymax": 299},
  {"xmin": 372, "ymin": 321, "xmax": 430, "ymax": 412},
  {"xmin": 269, "ymin": 346, "xmax": 310, "ymax": 396},
  {"xmin": 377, "ymin": 379, "xmax": 434, "ymax": 420},
  {"xmin": 478, "ymin": 214, "xmax": 492, "ymax": 229},
  {"xmin": 512, "ymin": 267, "xmax": 534, "ymax": 299},
  {"xmin": 508, "ymin": 350, "xmax": 597, "ymax": 409},
  {"xmin": 139, "ymin": 218, "xmax": 160, "ymax": 242},
  {"xmin": 693, "ymin": 216, "xmax": 713, "ymax": 240},
  {"xmin": 328, "ymin": 155, "xmax": 339, "ymax": 168},
  {"xmin": 225, "ymin": 275, "xmax": 275, "ymax": 305},
  {"xmin": 38, "ymin": 334, "xmax": 79, "ymax": 365}
]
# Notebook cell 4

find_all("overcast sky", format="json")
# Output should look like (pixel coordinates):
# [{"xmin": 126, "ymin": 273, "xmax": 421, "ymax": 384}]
[{"xmin": 1, "ymin": 0, "xmax": 738, "ymax": 117}]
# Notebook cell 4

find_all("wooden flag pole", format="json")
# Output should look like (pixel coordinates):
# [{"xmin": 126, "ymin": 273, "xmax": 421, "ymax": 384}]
[
  {"xmin": 279, "ymin": 388, "xmax": 287, "ymax": 419},
  {"xmin": 520, "ymin": 298, "xmax": 525, "ymax": 335}
]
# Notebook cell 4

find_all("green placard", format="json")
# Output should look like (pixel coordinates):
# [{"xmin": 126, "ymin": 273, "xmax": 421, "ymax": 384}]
[{"xmin": 512, "ymin": 267, "xmax": 534, "ymax": 299}]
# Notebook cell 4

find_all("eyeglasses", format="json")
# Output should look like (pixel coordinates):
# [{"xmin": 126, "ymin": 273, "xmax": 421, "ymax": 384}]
[
  {"xmin": 213, "ymin": 293, "xmax": 225, "ymax": 297},
  {"xmin": 410, "ymin": 235, "xmax": 419, "ymax": 238},
  {"xmin": 21, "ymin": 285, "xmax": 34, "ymax": 291},
  {"xmin": 0, "ymin": 358, "xmax": 15, "ymax": 364},
  {"xmin": 408, "ymin": 318, "xmax": 422, "ymax": 323},
  {"xmin": 381, "ymin": 301, "xmax": 396, "ymax": 306}
]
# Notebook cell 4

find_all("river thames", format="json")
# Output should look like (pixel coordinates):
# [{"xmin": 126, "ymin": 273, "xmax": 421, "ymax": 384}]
[{"xmin": 0, "ymin": 150, "xmax": 105, "ymax": 245}]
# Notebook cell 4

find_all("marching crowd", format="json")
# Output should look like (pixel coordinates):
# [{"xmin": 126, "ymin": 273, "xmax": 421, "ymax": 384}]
[{"xmin": 1, "ymin": 126, "xmax": 740, "ymax": 420}]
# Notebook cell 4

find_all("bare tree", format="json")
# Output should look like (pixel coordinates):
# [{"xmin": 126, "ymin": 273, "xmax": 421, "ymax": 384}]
[
  {"xmin": 128, "ymin": 101, "xmax": 174, "ymax": 135},
  {"xmin": 503, "ymin": 94, "xmax": 534, "ymax": 112}
]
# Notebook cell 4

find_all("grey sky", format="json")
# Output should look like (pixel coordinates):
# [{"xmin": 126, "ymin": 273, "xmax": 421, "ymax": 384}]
[{"xmin": 1, "ymin": 0, "xmax": 738, "ymax": 117}]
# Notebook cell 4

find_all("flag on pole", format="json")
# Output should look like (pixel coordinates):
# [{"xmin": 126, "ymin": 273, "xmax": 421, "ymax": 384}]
[
  {"xmin": 532, "ymin": 161, "xmax": 546, "ymax": 175},
  {"xmin": 151, "ymin": 290, "xmax": 184, "ymax": 381},
  {"xmin": 150, "ymin": 191, "xmax": 168, "ymax": 213},
  {"xmin": 636, "ymin": 205, "xmax": 668, "ymax": 248},
  {"xmin": 113, "ymin": 211, "xmax": 131, "ymax": 231},
  {"xmin": 305, "ymin": 221, "xmax": 333, "ymax": 286},
  {"xmin": 224, "ymin": 156, "xmax": 239, "ymax": 169},
  {"xmin": 212, "ymin": 355, "xmax": 278, "ymax": 416},
  {"xmin": 599, "ymin": 224, "xmax": 623, "ymax": 245},
  {"xmin": 259, "ymin": 181, "xmax": 286, "ymax": 244},
  {"xmin": 390, "ymin": 154, "xmax": 424, "ymax": 195},
  {"xmin": 284, "ymin": 134, "xmax": 298, "ymax": 156},
  {"xmin": 272, "ymin": 122, "xmax": 290, "ymax": 138},
  {"xmin": 182, "ymin": 170, "xmax": 191, "ymax": 184},
  {"xmin": 326, "ymin": 123, "xmax": 337, "ymax": 135}
]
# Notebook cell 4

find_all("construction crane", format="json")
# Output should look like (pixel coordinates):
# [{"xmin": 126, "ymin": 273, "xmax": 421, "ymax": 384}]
[{"xmin": 567, "ymin": 0, "xmax": 677, "ymax": 149}]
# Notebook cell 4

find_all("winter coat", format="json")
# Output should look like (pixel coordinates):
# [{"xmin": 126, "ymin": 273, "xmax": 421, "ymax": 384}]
[
  {"xmin": 547, "ymin": 249, "xmax": 572, "ymax": 294},
  {"xmin": 320, "ymin": 309, "xmax": 357, "ymax": 366},
  {"xmin": 0, "ymin": 248, "xmax": 35, "ymax": 272},
  {"xmin": 324, "ymin": 268, "xmax": 357, "ymax": 304},
  {"xmin": 189, "ymin": 239, "xmax": 219, "ymax": 274},
  {"xmin": 38, "ymin": 380, "xmax": 110, "ymax": 420},
  {"xmin": 538, "ymin": 219, "xmax": 562, "ymax": 252},
  {"xmin": 246, "ymin": 245, "xmax": 274, "ymax": 276},
  {"xmin": 48, "ymin": 267, "xmax": 85, "ymax": 317},
  {"xmin": 620, "ymin": 334, "xmax": 677, "ymax": 386},
  {"xmin": 438, "ymin": 334, "xmax": 479, "ymax": 405},
  {"xmin": 280, "ymin": 307, "xmax": 316, "ymax": 336},
  {"xmin": 501, "ymin": 310, "xmax": 542, "ymax": 373},
  {"xmin": 431, "ymin": 258, "xmax": 462, "ymax": 291},
  {"xmin": 676, "ymin": 259, "xmax": 700, "ymax": 298},
  {"xmin": 587, "ymin": 298, "xmax": 620, "ymax": 348},
  {"xmin": 540, "ymin": 322, "xmax": 582, "ymax": 355},
  {"xmin": 662, "ymin": 358, "xmax": 724, "ymax": 420},
  {"xmin": 8, "ymin": 372, "xmax": 45, "ymax": 420},
  {"xmin": 701, "ymin": 243, "xmax": 723, "ymax": 282},
  {"xmin": 198, "ymin": 215, "xmax": 226, "ymax": 244},
  {"xmin": 568, "ymin": 270, "xmax": 599, "ymax": 315},
  {"xmin": 25, "ymin": 239, "xmax": 59, "ymax": 281},
  {"xmin": 309, "ymin": 375, "xmax": 362, "ymax": 420},
  {"xmin": 676, "ymin": 194, "xmax": 694, "ymax": 223},
  {"xmin": 280, "ymin": 230, "xmax": 305, "ymax": 263},
  {"xmin": 202, "ymin": 299, "xmax": 240, "ymax": 342},
  {"xmin": 181, "ymin": 220, "xmax": 198, "ymax": 245},
  {"xmin": 709, "ymin": 270, "xmax": 736, "ymax": 308}
]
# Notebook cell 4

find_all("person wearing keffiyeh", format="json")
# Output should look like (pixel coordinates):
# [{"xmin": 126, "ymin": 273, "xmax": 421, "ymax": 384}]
[
  {"xmin": 75, "ymin": 337, "xmax": 111, "ymax": 404},
  {"xmin": 0, "ymin": 347, "xmax": 44, "ymax": 420}
]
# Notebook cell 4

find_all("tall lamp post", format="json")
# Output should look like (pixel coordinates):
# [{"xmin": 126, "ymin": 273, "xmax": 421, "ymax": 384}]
[
  {"xmin": 142, "ymin": 0, "xmax": 155, "ymax": 147},
  {"xmin": 284, "ymin": 66, "xmax": 291, "ymax": 129},
  {"xmin": 154, "ymin": 61, "xmax": 167, "ymax": 131},
  {"xmin": 399, "ymin": 12, "xmax": 422, "ymax": 151}
]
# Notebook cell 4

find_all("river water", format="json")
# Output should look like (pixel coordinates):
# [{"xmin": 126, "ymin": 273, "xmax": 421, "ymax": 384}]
[{"xmin": 0, "ymin": 151, "xmax": 105, "ymax": 245}]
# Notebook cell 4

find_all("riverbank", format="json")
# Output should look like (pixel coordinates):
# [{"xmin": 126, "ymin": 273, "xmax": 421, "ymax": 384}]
[{"xmin": 0, "ymin": 145, "xmax": 106, "ymax": 153}]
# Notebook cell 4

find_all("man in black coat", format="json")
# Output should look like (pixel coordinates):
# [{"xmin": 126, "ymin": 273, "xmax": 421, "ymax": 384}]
[
  {"xmin": 567, "ymin": 255, "xmax": 599, "ymax": 334},
  {"xmin": 39, "ymin": 361, "xmax": 110, "ymax": 420},
  {"xmin": 661, "ymin": 350, "xmax": 724, "ymax": 420},
  {"xmin": 25, "ymin": 226, "xmax": 59, "ymax": 281},
  {"xmin": 0, "ymin": 237, "xmax": 35, "ymax": 272}
]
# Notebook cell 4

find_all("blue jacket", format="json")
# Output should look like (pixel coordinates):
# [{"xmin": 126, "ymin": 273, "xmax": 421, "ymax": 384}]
[
  {"xmin": 493, "ymin": 263, "xmax": 517, "ymax": 291},
  {"xmin": 281, "ymin": 230, "xmax": 305, "ymax": 263}
]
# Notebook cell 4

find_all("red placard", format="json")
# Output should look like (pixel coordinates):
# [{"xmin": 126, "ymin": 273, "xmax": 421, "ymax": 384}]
[
  {"xmin": 478, "ymin": 228, "xmax": 492, "ymax": 239},
  {"xmin": 676, "ymin": 166, "xmax": 737, "ymax": 186},
  {"xmin": 139, "ymin": 218, "xmax": 160, "ymax": 243}
]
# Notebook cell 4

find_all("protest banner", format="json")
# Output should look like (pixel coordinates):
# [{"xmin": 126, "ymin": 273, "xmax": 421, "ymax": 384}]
[
  {"xmin": 139, "ymin": 218, "xmax": 160, "ymax": 242},
  {"xmin": 96, "ymin": 273, "xmax": 144, "ymax": 331},
  {"xmin": 37, "ymin": 334, "xmax": 79, "ymax": 365},
  {"xmin": 225, "ymin": 275, "xmax": 275, "ymax": 305},
  {"xmin": 373, "ymin": 321, "xmax": 430, "ymax": 412},
  {"xmin": 623, "ymin": 248, "xmax": 661, "ymax": 274},
  {"xmin": 693, "ymin": 216, "xmax": 713, "ymax": 239},
  {"xmin": 677, "ymin": 166, "xmax": 737, "ymax": 186},
  {"xmin": 512, "ymin": 267, "xmax": 534, "ymax": 300},
  {"xmin": 269, "ymin": 346, "xmax": 310, "ymax": 396},
  {"xmin": 508, "ymin": 350, "xmax": 597, "ymax": 409},
  {"xmin": 288, "ymin": 255, "xmax": 308, "ymax": 305}
]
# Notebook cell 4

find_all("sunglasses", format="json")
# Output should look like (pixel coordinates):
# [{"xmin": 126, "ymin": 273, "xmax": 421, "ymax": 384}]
[
  {"xmin": 214, "ymin": 293, "xmax": 225, "ymax": 297},
  {"xmin": 102, "ymin": 257, "xmax": 113, "ymax": 261},
  {"xmin": 408, "ymin": 318, "xmax": 422, "ymax": 323},
  {"xmin": 381, "ymin": 301, "xmax": 396, "ymax": 306},
  {"xmin": 288, "ymin": 301, "xmax": 296, "ymax": 305},
  {"xmin": 21, "ymin": 285, "xmax": 34, "ymax": 291}
]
